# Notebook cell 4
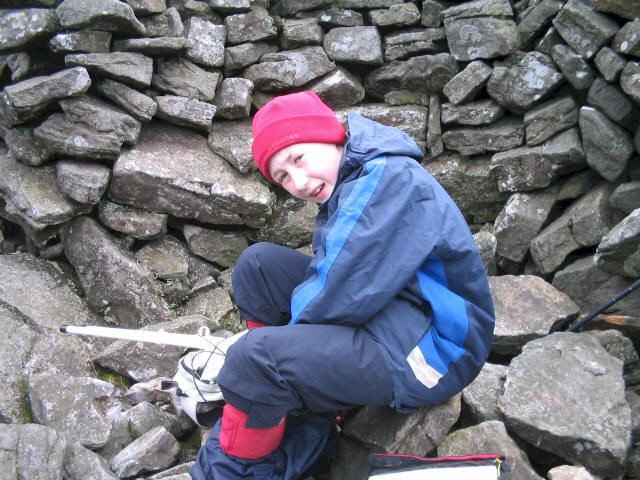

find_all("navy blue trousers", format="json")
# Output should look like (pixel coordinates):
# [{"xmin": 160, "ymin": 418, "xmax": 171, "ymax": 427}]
[{"xmin": 217, "ymin": 242, "xmax": 393, "ymax": 429}]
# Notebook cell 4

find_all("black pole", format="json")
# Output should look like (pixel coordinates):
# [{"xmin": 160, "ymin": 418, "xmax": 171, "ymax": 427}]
[{"xmin": 567, "ymin": 278, "xmax": 640, "ymax": 332}]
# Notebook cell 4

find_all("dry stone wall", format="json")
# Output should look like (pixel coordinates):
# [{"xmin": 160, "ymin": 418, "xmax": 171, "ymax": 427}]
[{"xmin": 1, "ymin": 0, "xmax": 640, "ymax": 479}]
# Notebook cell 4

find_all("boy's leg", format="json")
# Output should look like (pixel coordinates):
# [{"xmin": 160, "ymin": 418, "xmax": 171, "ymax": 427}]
[{"xmin": 232, "ymin": 242, "xmax": 312, "ymax": 327}]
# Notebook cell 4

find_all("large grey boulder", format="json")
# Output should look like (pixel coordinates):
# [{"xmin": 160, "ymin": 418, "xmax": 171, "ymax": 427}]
[
  {"xmin": 369, "ymin": 2, "xmax": 421, "ymax": 28},
  {"xmin": 34, "ymin": 113, "xmax": 125, "ymax": 160},
  {"xmin": 493, "ymin": 189, "xmax": 557, "ymax": 263},
  {"xmin": 323, "ymin": 26, "xmax": 383, "ymax": 65},
  {"xmin": 152, "ymin": 57, "xmax": 221, "ymax": 102},
  {"xmin": 96, "ymin": 78, "xmax": 158, "ymax": 122},
  {"xmin": 517, "ymin": 0, "xmax": 564, "ymax": 46},
  {"xmin": 595, "ymin": 208, "xmax": 640, "ymax": 278},
  {"xmin": 63, "ymin": 442, "xmax": 119, "ymax": 480},
  {"xmin": 442, "ymin": 0, "xmax": 519, "ymax": 61},
  {"xmin": 364, "ymin": 53, "xmax": 458, "ymax": 99},
  {"xmin": 49, "ymin": 30, "xmax": 112, "ymax": 54},
  {"xmin": 183, "ymin": 224, "xmax": 248, "ymax": 268},
  {"xmin": 56, "ymin": 0, "xmax": 146, "ymax": 35},
  {"xmin": 65, "ymin": 52, "xmax": 153, "ymax": 89},
  {"xmin": 139, "ymin": 6, "xmax": 185, "ymax": 37},
  {"xmin": 98, "ymin": 200, "xmax": 168, "ymax": 240},
  {"xmin": 621, "ymin": 61, "xmax": 640, "ymax": 106},
  {"xmin": 487, "ymin": 51, "xmax": 564, "ymax": 113},
  {"xmin": 112, "ymin": 36, "xmax": 188, "ymax": 57},
  {"xmin": 109, "ymin": 426, "xmax": 180, "ymax": 478},
  {"xmin": 489, "ymin": 275, "xmax": 579, "ymax": 355},
  {"xmin": 442, "ymin": 60, "xmax": 492, "ymax": 105},
  {"xmin": 490, "ymin": 128, "xmax": 586, "ymax": 192},
  {"xmin": 280, "ymin": 18, "xmax": 324, "ymax": 49},
  {"xmin": 224, "ymin": 7, "xmax": 277, "ymax": 44},
  {"xmin": 251, "ymin": 196, "xmax": 317, "ymax": 248},
  {"xmin": 223, "ymin": 41, "xmax": 279, "ymax": 75},
  {"xmin": 109, "ymin": 122, "xmax": 273, "ymax": 226},
  {"xmin": 523, "ymin": 93, "xmax": 578, "ymax": 146},
  {"xmin": 56, "ymin": 160, "xmax": 111, "ymax": 205},
  {"xmin": 531, "ymin": 182, "xmax": 622, "ymax": 274},
  {"xmin": 552, "ymin": 0, "xmax": 619, "ymax": 59},
  {"xmin": 0, "ymin": 66, "xmax": 91, "ymax": 126},
  {"xmin": 0, "ymin": 8, "xmax": 60, "ymax": 53},
  {"xmin": 29, "ymin": 373, "xmax": 117, "ymax": 448},
  {"xmin": 184, "ymin": 17, "xmax": 226, "ymax": 68},
  {"xmin": 155, "ymin": 95, "xmax": 216, "ymax": 130},
  {"xmin": 461, "ymin": 363, "xmax": 506, "ymax": 424},
  {"xmin": 60, "ymin": 215, "xmax": 172, "ymax": 327},
  {"xmin": 213, "ymin": 77, "xmax": 253, "ymax": 119},
  {"xmin": 594, "ymin": 46, "xmax": 626, "ymax": 82},
  {"xmin": 499, "ymin": 332, "xmax": 632, "ymax": 479},
  {"xmin": 441, "ymin": 99, "xmax": 505, "ymax": 126},
  {"xmin": 610, "ymin": 181, "xmax": 640, "ymax": 214},
  {"xmin": 438, "ymin": 421, "xmax": 543, "ymax": 480},
  {"xmin": 442, "ymin": 116, "xmax": 524, "ymax": 156},
  {"xmin": 587, "ymin": 77, "xmax": 640, "ymax": 131},
  {"xmin": 2, "ymin": 126, "xmax": 55, "ymax": 166},
  {"xmin": 551, "ymin": 44, "xmax": 595, "ymax": 90},
  {"xmin": 343, "ymin": 395, "xmax": 460, "ymax": 456},
  {"xmin": 0, "ymin": 423, "xmax": 67, "ymax": 480},
  {"xmin": 579, "ymin": 106, "xmax": 634, "ymax": 181},
  {"xmin": 59, "ymin": 94, "xmax": 142, "ymax": 145},
  {"xmin": 308, "ymin": 66, "xmax": 366, "ymax": 109},
  {"xmin": 425, "ymin": 154, "xmax": 508, "ymax": 224},
  {"xmin": 208, "ymin": 118, "xmax": 254, "ymax": 173},
  {"xmin": 382, "ymin": 28, "xmax": 445, "ymax": 62},
  {"xmin": 590, "ymin": 0, "xmax": 640, "ymax": 20},
  {"xmin": 0, "ymin": 150, "xmax": 92, "ymax": 235},
  {"xmin": 244, "ymin": 46, "xmax": 335, "ymax": 92}
]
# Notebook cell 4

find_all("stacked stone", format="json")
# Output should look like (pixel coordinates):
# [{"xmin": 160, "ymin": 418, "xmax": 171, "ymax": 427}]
[{"xmin": 1, "ymin": 0, "xmax": 640, "ymax": 479}]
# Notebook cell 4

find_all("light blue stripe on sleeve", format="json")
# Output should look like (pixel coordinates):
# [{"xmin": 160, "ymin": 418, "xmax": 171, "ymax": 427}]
[{"xmin": 290, "ymin": 157, "xmax": 387, "ymax": 324}]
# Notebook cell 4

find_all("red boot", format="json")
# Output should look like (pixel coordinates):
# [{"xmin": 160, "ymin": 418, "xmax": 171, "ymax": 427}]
[{"xmin": 219, "ymin": 403, "xmax": 286, "ymax": 459}]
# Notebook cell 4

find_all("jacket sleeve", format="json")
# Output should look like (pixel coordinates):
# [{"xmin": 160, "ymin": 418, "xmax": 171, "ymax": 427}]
[{"xmin": 290, "ymin": 156, "xmax": 450, "ymax": 326}]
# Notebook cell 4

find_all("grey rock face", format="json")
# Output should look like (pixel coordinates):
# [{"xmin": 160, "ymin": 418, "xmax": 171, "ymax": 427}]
[
  {"xmin": 56, "ymin": 160, "xmax": 111, "ymax": 204},
  {"xmin": 65, "ymin": 52, "xmax": 153, "ymax": 88},
  {"xmin": 579, "ymin": 106, "xmax": 634, "ymax": 181},
  {"xmin": 184, "ymin": 17, "xmax": 226, "ymax": 68},
  {"xmin": 364, "ymin": 53, "xmax": 458, "ymax": 99},
  {"xmin": 49, "ymin": 31, "xmax": 112, "ymax": 54},
  {"xmin": 595, "ymin": 208, "xmax": 640, "ymax": 278},
  {"xmin": 96, "ymin": 78, "xmax": 158, "ymax": 122},
  {"xmin": 109, "ymin": 426, "xmax": 180, "ymax": 478},
  {"xmin": 587, "ymin": 76, "xmax": 640, "ymax": 130},
  {"xmin": 112, "ymin": 36, "xmax": 188, "ymax": 56},
  {"xmin": 251, "ymin": 197, "xmax": 317, "ymax": 248},
  {"xmin": 152, "ymin": 57, "xmax": 220, "ymax": 102},
  {"xmin": 442, "ymin": 60, "xmax": 492, "ymax": 105},
  {"xmin": 0, "ymin": 423, "xmax": 67, "ymax": 480},
  {"xmin": 487, "ymin": 51, "xmax": 564, "ymax": 113},
  {"xmin": 98, "ymin": 200, "xmax": 168, "ymax": 240},
  {"xmin": 344, "ymin": 395, "xmax": 460, "ymax": 456},
  {"xmin": 281, "ymin": 18, "xmax": 324, "ymax": 49},
  {"xmin": 517, "ymin": 0, "xmax": 564, "ymax": 46},
  {"xmin": 244, "ymin": 46, "xmax": 335, "ymax": 92},
  {"xmin": 441, "ymin": 99, "xmax": 504, "ymax": 126},
  {"xmin": 3, "ymin": 126, "xmax": 55, "ymax": 166},
  {"xmin": 60, "ymin": 93, "xmax": 142, "ymax": 144},
  {"xmin": 461, "ymin": 363, "xmax": 506, "ymax": 424},
  {"xmin": 63, "ymin": 441, "xmax": 119, "ymax": 480},
  {"xmin": 382, "ymin": 28, "xmax": 445, "ymax": 62},
  {"xmin": 523, "ymin": 94, "xmax": 578, "ymax": 146},
  {"xmin": 369, "ymin": 2, "xmax": 421, "ymax": 28},
  {"xmin": 56, "ymin": 0, "xmax": 146, "ymax": 35},
  {"xmin": 309, "ymin": 66, "xmax": 365, "ymax": 109},
  {"xmin": 140, "ymin": 7, "xmax": 184, "ymax": 37},
  {"xmin": 551, "ymin": 44, "xmax": 595, "ymax": 90},
  {"xmin": 444, "ymin": 16, "xmax": 519, "ymax": 62},
  {"xmin": 183, "ymin": 224, "xmax": 248, "ymax": 268},
  {"xmin": 494, "ymin": 190, "xmax": 557, "ymax": 263},
  {"xmin": 0, "ymin": 8, "xmax": 60, "ymax": 53},
  {"xmin": 155, "ymin": 95, "xmax": 216, "ymax": 130},
  {"xmin": 438, "ymin": 421, "xmax": 543, "ymax": 480},
  {"xmin": 0, "ymin": 150, "xmax": 91, "ymax": 231},
  {"xmin": 224, "ymin": 7, "xmax": 277, "ymax": 45},
  {"xmin": 0, "ymin": 66, "xmax": 91, "ymax": 126},
  {"xmin": 552, "ymin": 0, "xmax": 619, "ymax": 59},
  {"xmin": 621, "ymin": 61, "xmax": 640, "ymax": 106},
  {"xmin": 489, "ymin": 275, "xmax": 579, "ymax": 354},
  {"xmin": 500, "ymin": 332, "xmax": 631, "ymax": 479},
  {"xmin": 213, "ymin": 77, "xmax": 253, "ymax": 119},
  {"xmin": 613, "ymin": 20, "xmax": 640, "ymax": 57},
  {"xmin": 208, "ymin": 118, "xmax": 254, "ymax": 173},
  {"xmin": 531, "ymin": 182, "xmax": 621, "ymax": 274},
  {"xmin": 61, "ymin": 216, "xmax": 172, "ymax": 327},
  {"xmin": 610, "ymin": 181, "xmax": 640, "ymax": 213},
  {"xmin": 491, "ymin": 128, "xmax": 586, "ymax": 192},
  {"xmin": 442, "ymin": 116, "xmax": 524, "ymax": 156},
  {"xmin": 29, "ymin": 373, "xmax": 116, "ymax": 448},
  {"xmin": 590, "ymin": 0, "xmax": 640, "ymax": 20},
  {"xmin": 110, "ymin": 122, "xmax": 273, "ymax": 226},
  {"xmin": 34, "ymin": 113, "xmax": 125, "ymax": 160},
  {"xmin": 223, "ymin": 41, "xmax": 278, "ymax": 75},
  {"xmin": 323, "ymin": 26, "xmax": 383, "ymax": 65},
  {"xmin": 594, "ymin": 46, "xmax": 626, "ymax": 82}
]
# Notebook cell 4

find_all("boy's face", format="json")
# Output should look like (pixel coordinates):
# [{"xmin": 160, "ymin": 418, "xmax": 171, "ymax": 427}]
[{"xmin": 268, "ymin": 142, "xmax": 343, "ymax": 204}]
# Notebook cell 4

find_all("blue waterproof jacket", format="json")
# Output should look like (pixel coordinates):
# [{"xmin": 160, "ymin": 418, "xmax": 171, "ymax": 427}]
[{"xmin": 289, "ymin": 113, "xmax": 495, "ymax": 410}]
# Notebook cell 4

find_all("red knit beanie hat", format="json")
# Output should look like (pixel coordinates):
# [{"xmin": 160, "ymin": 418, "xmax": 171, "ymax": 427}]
[{"xmin": 251, "ymin": 91, "xmax": 347, "ymax": 184}]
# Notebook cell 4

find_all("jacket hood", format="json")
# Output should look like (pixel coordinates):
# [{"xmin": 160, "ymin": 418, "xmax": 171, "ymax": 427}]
[{"xmin": 342, "ymin": 112, "xmax": 424, "ymax": 170}]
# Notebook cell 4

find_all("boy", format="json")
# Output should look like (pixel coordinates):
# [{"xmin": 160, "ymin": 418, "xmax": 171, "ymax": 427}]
[{"xmin": 190, "ymin": 91, "xmax": 495, "ymax": 480}]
